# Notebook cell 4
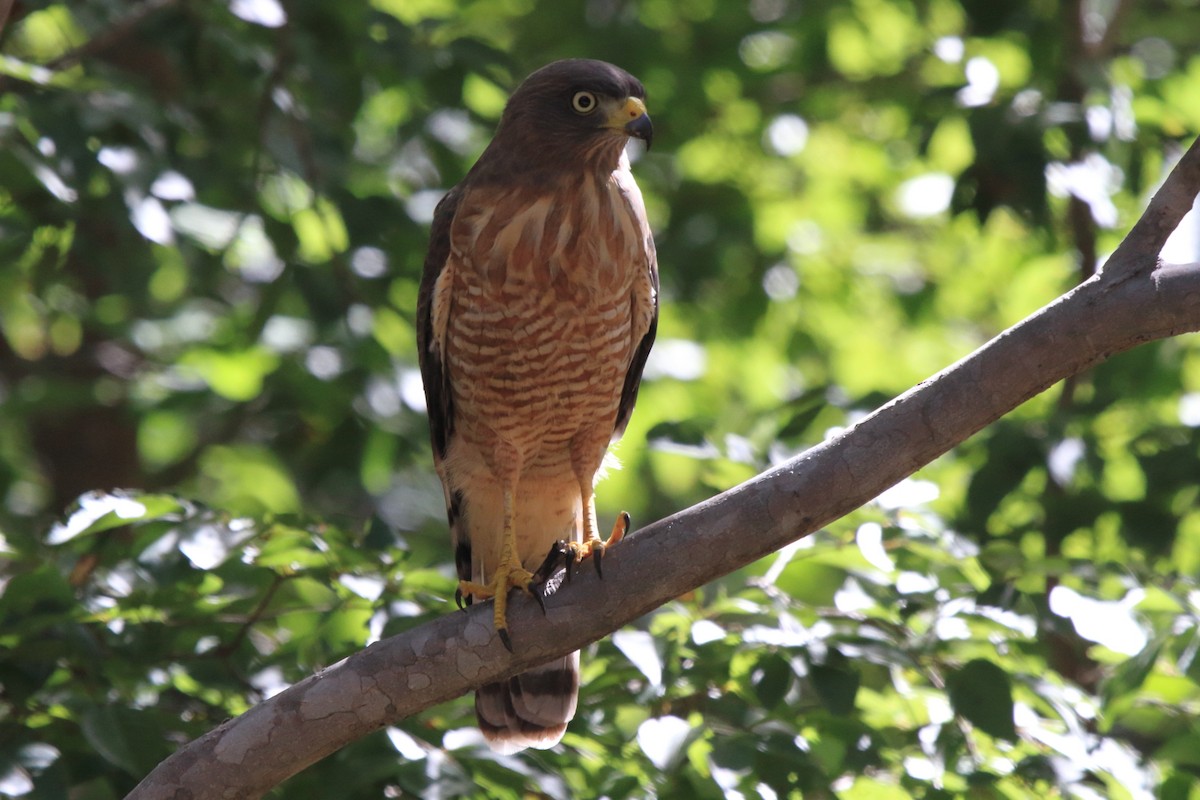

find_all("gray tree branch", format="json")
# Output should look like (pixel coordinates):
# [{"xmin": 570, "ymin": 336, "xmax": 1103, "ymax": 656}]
[{"xmin": 128, "ymin": 135, "xmax": 1200, "ymax": 800}]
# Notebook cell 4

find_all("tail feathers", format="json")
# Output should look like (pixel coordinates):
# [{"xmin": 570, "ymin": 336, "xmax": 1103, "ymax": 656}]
[{"xmin": 476, "ymin": 652, "xmax": 579, "ymax": 754}]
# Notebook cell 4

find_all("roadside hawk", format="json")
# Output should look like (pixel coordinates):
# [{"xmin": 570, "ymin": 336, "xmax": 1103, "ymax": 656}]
[{"xmin": 417, "ymin": 59, "xmax": 658, "ymax": 753}]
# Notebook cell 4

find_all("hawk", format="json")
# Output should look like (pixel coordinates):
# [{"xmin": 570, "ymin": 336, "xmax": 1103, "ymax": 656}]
[{"xmin": 416, "ymin": 59, "xmax": 658, "ymax": 753}]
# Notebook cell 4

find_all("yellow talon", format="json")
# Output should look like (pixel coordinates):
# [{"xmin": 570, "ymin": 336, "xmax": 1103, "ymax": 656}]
[
  {"xmin": 459, "ymin": 487, "xmax": 537, "ymax": 652},
  {"xmin": 566, "ymin": 510, "xmax": 629, "ymax": 579},
  {"xmin": 458, "ymin": 560, "xmax": 535, "ymax": 652}
]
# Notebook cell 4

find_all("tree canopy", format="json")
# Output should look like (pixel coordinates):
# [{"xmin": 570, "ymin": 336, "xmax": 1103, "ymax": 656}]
[{"xmin": 3, "ymin": 1, "xmax": 1200, "ymax": 798}]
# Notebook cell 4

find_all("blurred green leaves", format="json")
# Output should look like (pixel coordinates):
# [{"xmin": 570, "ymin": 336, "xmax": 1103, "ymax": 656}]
[
  {"xmin": 2, "ymin": 0, "xmax": 1200, "ymax": 797},
  {"xmin": 947, "ymin": 658, "xmax": 1016, "ymax": 741}
]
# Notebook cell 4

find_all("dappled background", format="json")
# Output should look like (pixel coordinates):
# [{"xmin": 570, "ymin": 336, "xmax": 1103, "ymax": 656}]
[{"xmin": 3, "ymin": 0, "xmax": 1200, "ymax": 797}]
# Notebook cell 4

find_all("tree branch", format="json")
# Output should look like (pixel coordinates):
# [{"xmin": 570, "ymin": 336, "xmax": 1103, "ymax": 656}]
[{"xmin": 128, "ymin": 137, "xmax": 1200, "ymax": 799}]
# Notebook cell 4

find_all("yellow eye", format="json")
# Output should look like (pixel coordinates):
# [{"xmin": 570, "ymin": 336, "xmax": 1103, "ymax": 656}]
[{"xmin": 571, "ymin": 91, "xmax": 598, "ymax": 114}]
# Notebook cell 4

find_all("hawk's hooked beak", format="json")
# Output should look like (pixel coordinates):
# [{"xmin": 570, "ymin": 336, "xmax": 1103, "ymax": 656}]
[{"xmin": 607, "ymin": 96, "xmax": 653, "ymax": 149}]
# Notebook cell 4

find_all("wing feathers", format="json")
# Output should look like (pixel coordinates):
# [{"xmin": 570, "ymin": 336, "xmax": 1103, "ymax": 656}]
[
  {"xmin": 614, "ymin": 240, "xmax": 658, "ymax": 439},
  {"xmin": 416, "ymin": 187, "xmax": 462, "ymax": 460},
  {"xmin": 614, "ymin": 271, "xmax": 657, "ymax": 439}
]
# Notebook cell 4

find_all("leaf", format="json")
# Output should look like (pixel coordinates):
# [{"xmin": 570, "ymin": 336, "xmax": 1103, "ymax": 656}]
[
  {"xmin": 319, "ymin": 606, "xmax": 375, "ymax": 650},
  {"xmin": 1158, "ymin": 772, "xmax": 1197, "ymax": 800},
  {"xmin": 178, "ymin": 347, "xmax": 280, "ymax": 402},
  {"xmin": 601, "ymin": 775, "xmax": 643, "ymax": 800},
  {"xmin": 946, "ymin": 659, "xmax": 1016, "ymax": 741},
  {"xmin": 776, "ymin": 386, "xmax": 829, "ymax": 441},
  {"xmin": 809, "ymin": 652, "xmax": 860, "ymax": 716},
  {"xmin": 773, "ymin": 560, "xmax": 846, "ymax": 606},
  {"xmin": 636, "ymin": 716, "xmax": 691, "ymax": 770},
  {"xmin": 1102, "ymin": 637, "xmax": 1164, "ymax": 704},
  {"xmin": 646, "ymin": 419, "xmax": 717, "ymax": 457},
  {"xmin": 709, "ymin": 735, "xmax": 758, "ymax": 771},
  {"xmin": 0, "ymin": 565, "xmax": 76, "ymax": 627},
  {"xmin": 750, "ymin": 653, "xmax": 792, "ymax": 709},
  {"xmin": 46, "ymin": 491, "xmax": 185, "ymax": 544},
  {"xmin": 80, "ymin": 707, "xmax": 164, "ymax": 777},
  {"xmin": 613, "ymin": 630, "xmax": 664, "ymax": 687}
]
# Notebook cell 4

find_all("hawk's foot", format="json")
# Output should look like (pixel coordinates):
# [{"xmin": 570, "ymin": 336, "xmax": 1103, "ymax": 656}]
[
  {"xmin": 457, "ymin": 558, "xmax": 537, "ymax": 653},
  {"xmin": 565, "ymin": 511, "xmax": 630, "ymax": 581}
]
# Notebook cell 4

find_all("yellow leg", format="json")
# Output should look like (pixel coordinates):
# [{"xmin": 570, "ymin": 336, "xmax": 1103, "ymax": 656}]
[
  {"xmin": 564, "ymin": 488, "xmax": 628, "ymax": 579},
  {"xmin": 456, "ymin": 486, "xmax": 534, "ymax": 651}
]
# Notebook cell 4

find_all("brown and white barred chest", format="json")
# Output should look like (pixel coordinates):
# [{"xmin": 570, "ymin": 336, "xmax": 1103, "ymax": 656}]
[{"xmin": 443, "ymin": 165, "xmax": 651, "ymax": 478}]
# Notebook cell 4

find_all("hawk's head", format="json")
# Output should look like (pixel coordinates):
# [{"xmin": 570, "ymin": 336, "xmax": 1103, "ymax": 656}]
[{"xmin": 489, "ymin": 59, "xmax": 653, "ymax": 171}]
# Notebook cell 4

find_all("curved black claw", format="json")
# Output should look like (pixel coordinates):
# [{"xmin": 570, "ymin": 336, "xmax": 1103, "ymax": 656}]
[
  {"xmin": 498, "ymin": 627, "xmax": 514, "ymax": 653},
  {"xmin": 533, "ymin": 540, "xmax": 571, "ymax": 583},
  {"xmin": 594, "ymin": 511, "xmax": 631, "ymax": 579},
  {"xmin": 529, "ymin": 540, "xmax": 571, "ymax": 613},
  {"xmin": 454, "ymin": 587, "xmax": 468, "ymax": 610},
  {"xmin": 531, "ymin": 583, "xmax": 547, "ymax": 615}
]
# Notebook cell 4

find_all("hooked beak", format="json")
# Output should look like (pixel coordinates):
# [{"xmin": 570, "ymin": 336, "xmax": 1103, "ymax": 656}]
[{"xmin": 607, "ymin": 96, "xmax": 654, "ymax": 149}]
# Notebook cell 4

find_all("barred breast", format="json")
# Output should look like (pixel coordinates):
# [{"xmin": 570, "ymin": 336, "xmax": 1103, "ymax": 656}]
[{"xmin": 440, "ymin": 163, "xmax": 651, "ymax": 486}]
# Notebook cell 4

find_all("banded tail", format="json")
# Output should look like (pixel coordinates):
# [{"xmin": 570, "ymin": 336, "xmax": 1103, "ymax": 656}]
[{"xmin": 475, "ymin": 651, "xmax": 579, "ymax": 753}]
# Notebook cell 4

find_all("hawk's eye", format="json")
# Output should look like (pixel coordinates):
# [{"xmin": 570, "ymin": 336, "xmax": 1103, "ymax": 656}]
[{"xmin": 571, "ymin": 91, "xmax": 598, "ymax": 114}]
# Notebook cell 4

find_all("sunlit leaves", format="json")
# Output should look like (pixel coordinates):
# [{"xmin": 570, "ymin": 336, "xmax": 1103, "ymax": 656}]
[
  {"xmin": 827, "ymin": 0, "xmax": 924, "ymax": 80},
  {"xmin": 371, "ymin": 0, "xmax": 456, "ymax": 26},
  {"xmin": 179, "ymin": 347, "xmax": 280, "ymax": 402},
  {"xmin": 48, "ymin": 491, "xmax": 189, "ymax": 543},
  {"xmin": 461, "ymin": 73, "xmax": 508, "ymax": 119},
  {"xmin": 292, "ymin": 200, "xmax": 350, "ymax": 264},
  {"xmin": 3, "ymin": 0, "xmax": 1200, "ymax": 797},
  {"xmin": 637, "ymin": 715, "xmax": 692, "ymax": 769},
  {"xmin": 5, "ymin": 6, "xmax": 87, "ymax": 62}
]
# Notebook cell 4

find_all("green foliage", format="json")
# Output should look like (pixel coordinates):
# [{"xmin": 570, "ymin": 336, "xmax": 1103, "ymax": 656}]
[{"xmin": 2, "ymin": 0, "xmax": 1200, "ymax": 797}]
